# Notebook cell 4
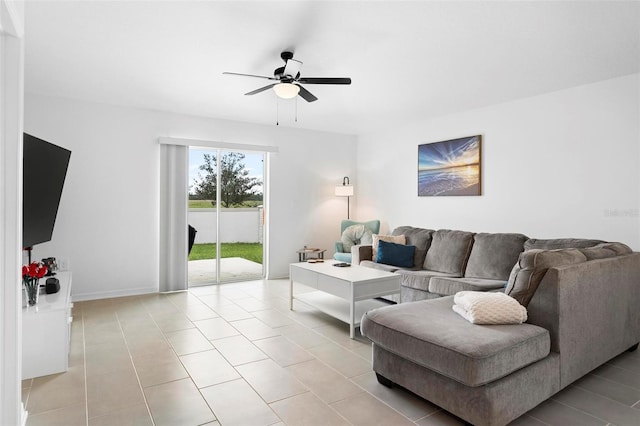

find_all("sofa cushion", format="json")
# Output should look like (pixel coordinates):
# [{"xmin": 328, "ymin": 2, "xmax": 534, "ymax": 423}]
[
  {"xmin": 524, "ymin": 238, "xmax": 604, "ymax": 251},
  {"xmin": 398, "ymin": 269, "xmax": 461, "ymax": 291},
  {"xmin": 505, "ymin": 248, "xmax": 587, "ymax": 307},
  {"xmin": 424, "ymin": 229, "xmax": 475, "ymax": 274},
  {"xmin": 464, "ymin": 233, "xmax": 527, "ymax": 280},
  {"xmin": 579, "ymin": 246, "xmax": 617, "ymax": 260},
  {"xmin": 428, "ymin": 277, "xmax": 506, "ymax": 296},
  {"xmin": 392, "ymin": 226, "xmax": 434, "ymax": 268},
  {"xmin": 372, "ymin": 234, "xmax": 406, "ymax": 262},
  {"xmin": 360, "ymin": 296, "xmax": 551, "ymax": 387},
  {"xmin": 578, "ymin": 242, "xmax": 632, "ymax": 260},
  {"xmin": 598, "ymin": 242, "xmax": 632, "ymax": 255},
  {"xmin": 400, "ymin": 287, "xmax": 442, "ymax": 302},
  {"xmin": 376, "ymin": 240, "xmax": 416, "ymax": 268}
]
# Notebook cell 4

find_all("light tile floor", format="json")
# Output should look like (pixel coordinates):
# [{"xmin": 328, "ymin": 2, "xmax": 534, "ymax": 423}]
[{"xmin": 22, "ymin": 279, "xmax": 640, "ymax": 426}]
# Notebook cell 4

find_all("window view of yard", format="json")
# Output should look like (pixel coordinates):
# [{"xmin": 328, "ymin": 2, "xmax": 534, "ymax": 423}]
[{"xmin": 188, "ymin": 149, "xmax": 264, "ymax": 282}]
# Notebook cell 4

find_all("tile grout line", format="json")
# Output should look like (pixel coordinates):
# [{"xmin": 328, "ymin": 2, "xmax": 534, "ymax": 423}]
[
  {"xmin": 163, "ymin": 291, "xmax": 227, "ymax": 424},
  {"xmin": 547, "ymin": 394, "xmax": 612, "ymax": 424},
  {"xmin": 234, "ymin": 301, "xmax": 365, "ymax": 425},
  {"xmin": 187, "ymin": 287, "xmax": 361, "ymax": 425},
  {"xmin": 566, "ymin": 380, "xmax": 640, "ymax": 410},
  {"xmin": 572, "ymin": 375, "xmax": 640, "ymax": 407},
  {"xmin": 114, "ymin": 305, "xmax": 156, "ymax": 426}
]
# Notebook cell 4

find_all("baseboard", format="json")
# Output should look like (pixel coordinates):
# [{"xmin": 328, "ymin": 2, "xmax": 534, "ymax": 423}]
[{"xmin": 71, "ymin": 286, "xmax": 158, "ymax": 302}]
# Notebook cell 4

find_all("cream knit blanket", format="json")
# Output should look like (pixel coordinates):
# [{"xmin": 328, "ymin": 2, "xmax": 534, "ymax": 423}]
[{"xmin": 452, "ymin": 291, "xmax": 527, "ymax": 325}]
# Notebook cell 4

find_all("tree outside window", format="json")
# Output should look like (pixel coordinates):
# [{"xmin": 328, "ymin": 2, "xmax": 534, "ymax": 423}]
[{"xmin": 190, "ymin": 152, "xmax": 262, "ymax": 208}]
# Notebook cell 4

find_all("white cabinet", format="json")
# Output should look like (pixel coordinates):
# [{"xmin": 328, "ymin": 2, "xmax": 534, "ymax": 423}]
[{"xmin": 22, "ymin": 272, "xmax": 72, "ymax": 379}]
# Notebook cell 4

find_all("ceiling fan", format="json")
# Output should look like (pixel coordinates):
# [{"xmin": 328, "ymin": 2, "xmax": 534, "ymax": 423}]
[{"xmin": 223, "ymin": 51, "xmax": 351, "ymax": 103}]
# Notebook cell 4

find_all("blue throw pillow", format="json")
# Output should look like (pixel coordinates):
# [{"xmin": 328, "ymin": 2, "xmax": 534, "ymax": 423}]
[{"xmin": 376, "ymin": 240, "xmax": 416, "ymax": 268}]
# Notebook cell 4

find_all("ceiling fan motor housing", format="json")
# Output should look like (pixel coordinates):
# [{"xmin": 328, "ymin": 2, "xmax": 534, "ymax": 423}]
[{"xmin": 280, "ymin": 51, "xmax": 294, "ymax": 61}]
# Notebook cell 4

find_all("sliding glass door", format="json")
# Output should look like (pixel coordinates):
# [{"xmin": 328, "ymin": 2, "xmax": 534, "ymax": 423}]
[{"xmin": 187, "ymin": 147, "xmax": 265, "ymax": 285}]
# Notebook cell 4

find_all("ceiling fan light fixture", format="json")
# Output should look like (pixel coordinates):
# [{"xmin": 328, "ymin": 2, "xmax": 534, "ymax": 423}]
[{"xmin": 273, "ymin": 83, "xmax": 300, "ymax": 99}]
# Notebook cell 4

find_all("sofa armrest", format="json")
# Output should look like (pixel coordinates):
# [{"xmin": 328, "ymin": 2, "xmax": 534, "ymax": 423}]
[
  {"xmin": 352, "ymin": 244, "xmax": 373, "ymax": 265},
  {"xmin": 527, "ymin": 252, "xmax": 640, "ymax": 388}
]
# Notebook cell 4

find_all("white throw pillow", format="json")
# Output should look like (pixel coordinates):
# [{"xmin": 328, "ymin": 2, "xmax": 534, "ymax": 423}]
[
  {"xmin": 341, "ymin": 225, "xmax": 374, "ymax": 253},
  {"xmin": 372, "ymin": 234, "xmax": 406, "ymax": 262}
]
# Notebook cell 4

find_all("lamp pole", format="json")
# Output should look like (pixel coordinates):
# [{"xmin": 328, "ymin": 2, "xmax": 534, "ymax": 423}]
[{"xmin": 335, "ymin": 176, "xmax": 353, "ymax": 219}]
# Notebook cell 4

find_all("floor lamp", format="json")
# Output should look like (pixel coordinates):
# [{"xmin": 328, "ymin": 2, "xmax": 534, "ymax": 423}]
[{"xmin": 335, "ymin": 176, "xmax": 354, "ymax": 219}]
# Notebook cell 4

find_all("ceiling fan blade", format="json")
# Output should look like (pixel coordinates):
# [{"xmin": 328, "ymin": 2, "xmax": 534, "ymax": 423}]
[
  {"xmin": 245, "ymin": 84, "xmax": 276, "ymax": 96},
  {"xmin": 297, "ymin": 85, "xmax": 318, "ymax": 102},
  {"xmin": 297, "ymin": 77, "xmax": 351, "ymax": 85},
  {"xmin": 223, "ymin": 72, "xmax": 278, "ymax": 81},
  {"xmin": 283, "ymin": 59, "xmax": 302, "ymax": 78}
]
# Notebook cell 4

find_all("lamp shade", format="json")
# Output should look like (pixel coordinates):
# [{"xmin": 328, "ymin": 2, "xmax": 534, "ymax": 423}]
[
  {"xmin": 273, "ymin": 83, "xmax": 300, "ymax": 99},
  {"xmin": 335, "ymin": 184, "xmax": 354, "ymax": 197}
]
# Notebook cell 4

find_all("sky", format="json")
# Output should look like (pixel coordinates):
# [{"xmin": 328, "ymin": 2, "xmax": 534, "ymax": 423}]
[
  {"xmin": 189, "ymin": 148, "xmax": 264, "ymax": 194},
  {"xmin": 418, "ymin": 135, "xmax": 480, "ymax": 171}
]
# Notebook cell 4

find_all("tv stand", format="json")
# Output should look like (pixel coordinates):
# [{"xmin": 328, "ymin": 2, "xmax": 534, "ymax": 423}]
[{"xmin": 22, "ymin": 271, "xmax": 72, "ymax": 379}]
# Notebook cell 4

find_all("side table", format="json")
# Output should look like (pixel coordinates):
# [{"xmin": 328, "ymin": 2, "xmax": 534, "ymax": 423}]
[
  {"xmin": 297, "ymin": 247, "xmax": 326, "ymax": 262},
  {"xmin": 22, "ymin": 271, "xmax": 73, "ymax": 379}
]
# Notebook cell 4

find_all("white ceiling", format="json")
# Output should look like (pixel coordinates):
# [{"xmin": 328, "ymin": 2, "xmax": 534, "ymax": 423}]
[{"xmin": 24, "ymin": 1, "xmax": 640, "ymax": 135}]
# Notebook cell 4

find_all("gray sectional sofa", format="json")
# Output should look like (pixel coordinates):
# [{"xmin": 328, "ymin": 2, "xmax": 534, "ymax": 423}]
[
  {"xmin": 356, "ymin": 226, "xmax": 640, "ymax": 426},
  {"xmin": 353, "ymin": 227, "xmax": 606, "ymax": 301}
]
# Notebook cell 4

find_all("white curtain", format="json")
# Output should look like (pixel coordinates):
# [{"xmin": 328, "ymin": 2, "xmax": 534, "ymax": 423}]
[{"xmin": 159, "ymin": 144, "xmax": 188, "ymax": 292}]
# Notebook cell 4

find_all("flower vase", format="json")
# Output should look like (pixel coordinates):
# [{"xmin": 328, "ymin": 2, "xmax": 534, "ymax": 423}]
[{"xmin": 24, "ymin": 278, "xmax": 40, "ymax": 306}]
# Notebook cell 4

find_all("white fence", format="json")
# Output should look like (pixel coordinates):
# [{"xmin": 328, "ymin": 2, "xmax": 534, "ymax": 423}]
[{"xmin": 188, "ymin": 208, "xmax": 263, "ymax": 244}]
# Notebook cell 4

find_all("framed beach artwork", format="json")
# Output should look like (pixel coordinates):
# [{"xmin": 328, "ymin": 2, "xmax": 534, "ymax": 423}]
[{"xmin": 418, "ymin": 135, "xmax": 482, "ymax": 196}]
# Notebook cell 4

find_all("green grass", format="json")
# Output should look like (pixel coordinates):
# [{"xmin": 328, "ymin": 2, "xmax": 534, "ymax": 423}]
[
  {"xmin": 188, "ymin": 200, "xmax": 215, "ymax": 208},
  {"xmin": 188, "ymin": 243, "xmax": 263, "ymax": 264}
]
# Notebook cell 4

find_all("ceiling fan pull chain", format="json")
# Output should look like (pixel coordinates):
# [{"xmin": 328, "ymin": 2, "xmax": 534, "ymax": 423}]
[
  {"xmin": 276, "ymin": 97, "xmax": 279, "ymax": 126},
  {"xmin": 295, "ymin": 96, "xmax": 298, "ymax": 123}
]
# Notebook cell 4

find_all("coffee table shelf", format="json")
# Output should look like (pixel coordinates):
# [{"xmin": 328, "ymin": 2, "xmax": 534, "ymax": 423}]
[
  {"xmin": 290, "ymin": 260, "xmax": 400, "ymax": 338},
  {"xmin": 295, "ymin": 291, "xmax": 390, "ymax": 328}
]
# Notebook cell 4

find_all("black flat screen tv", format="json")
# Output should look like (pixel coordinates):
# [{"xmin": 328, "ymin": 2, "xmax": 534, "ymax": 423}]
[{"xmin": 23, "ymin": 133, "xmax": 71, "ymax": 248}]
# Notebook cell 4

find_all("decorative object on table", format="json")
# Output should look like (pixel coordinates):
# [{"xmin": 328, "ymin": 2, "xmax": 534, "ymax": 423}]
[
  {"xmin": 42, "ymin": 257, "xmax": 58, "ymax": 276},
  {"xmin": 22, "ymin": 261, "xmax": 48, "ymax": 306},
  {"xmin": 45, "ymin": 277, "xmax": 61, "ymax": 294},
  {"xmin": 334, "ymin": 219, "xmax": 380, "ymax": 263},
  {"xmin": 335, "ymin": 176, "xmax": 354, "ymax": 219},
  {"xmin": 418, "ymin": 135, "xmax": 481, "ymax": 196}
]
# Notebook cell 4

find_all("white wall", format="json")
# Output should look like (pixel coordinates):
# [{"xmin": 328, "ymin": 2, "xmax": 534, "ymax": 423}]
[
  {"xmin": 1, "ymin": 0, "xmax": 25, "ymax": 423},
  {"xmin": 188, "ymin": 208, "xmax": 262, "ymax": 244},
  {"xmin": 25, "ymin": 94, "xmax": 356, "ymax": 300},
  {"xmin": 357, "ymin": 74, "xmax": 640, "ymax": 249}
]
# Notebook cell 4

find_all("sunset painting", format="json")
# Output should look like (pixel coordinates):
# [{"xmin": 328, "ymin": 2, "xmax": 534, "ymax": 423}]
[{"xmin": 418, "ymin": 135, "xmax": 481, "ymax": 196}]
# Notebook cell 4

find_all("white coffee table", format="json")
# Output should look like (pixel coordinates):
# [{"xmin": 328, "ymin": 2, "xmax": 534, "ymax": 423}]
[{"xmin": 290, "ymin": 260, "xmax": 400, "ymax": 338}]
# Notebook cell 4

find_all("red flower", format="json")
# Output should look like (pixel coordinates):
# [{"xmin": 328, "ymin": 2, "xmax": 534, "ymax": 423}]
[{"xmin": 22, "ymin": 262, "xmax": 48, "ymax": 279}]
